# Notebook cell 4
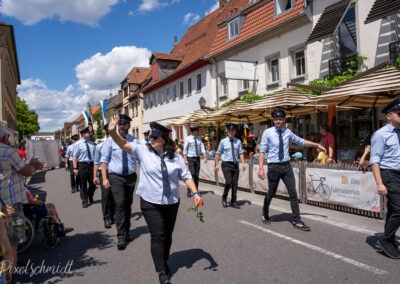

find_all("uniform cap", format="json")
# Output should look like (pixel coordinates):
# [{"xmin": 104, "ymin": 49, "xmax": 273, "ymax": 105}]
[
  {"xmin": 190, "ymin": 126, "xmax": 200, "ymax": 132},
  {"xmin": 226, "ymin": 123, "xmax": 237, "ymax": 131},
  {"xmin": 149, "ymin": 122, "xmax": 171, "ymax": 138},
  {"xmin": 118, "ymin": 114, "xmax": 132, "ymax": 125},
  {"xmin": 271, "ymin": 108, "xmax": 286, "ymax": 118},
  {"xmin": 381, "ymin": 98, "xmax": 400, "ymax": 114},
  {"xmin": 71, "ymin": 134, "xmax": 79, "ymax": 141},
  {"xmin": 79, "ymin": 126, "xmax": 90, "ymax": 134},
  {"xmin": 143, "ymin": 130, "xmax": 150, "ymax": 136}
]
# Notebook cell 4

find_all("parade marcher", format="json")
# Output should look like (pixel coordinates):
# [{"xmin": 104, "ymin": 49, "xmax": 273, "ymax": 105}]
[
  {"xmin": 65, "ymin": 134, "xmax": 80, "ymax": 193},
  {"xmin": 140, "ymin": 130, "xmax": 151, "ymax": 144},
  {"xmin": 370, "ymin": 99, "xmax": 400, "ymax": 259},
  {"xmin": 93, "ymin": 124, "xmax": 115, "ymax": 229},
  {"xmin": 0, "ymin": 124, "xmax": 46, "ymax": 278},
  {"xmin": 258, "ymin": 108, "xmax": 325, "ymax": 231},
  {"xmin": 183, "ymin": 126, "xmax": 207, "ymax": 198},
  {"xmin": 101, "ymin": 114, "xmax": 138, "ymax": 250},
  {"xmin": 72, "ymin": 127, "xmax": 96, "ymax": 208},
  {"xmin": 107, "ymin": 117, "xmax": 202, "ymax": 284},
  {"xmin": 319, "ymin": 123, "xmax": 335, "ymax": 164},
  {"xmin": 215, "ymin": 123, "xmax": 246, "ymax": 208}
]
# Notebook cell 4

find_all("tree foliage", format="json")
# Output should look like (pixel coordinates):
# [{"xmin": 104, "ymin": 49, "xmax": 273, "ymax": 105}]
[
  {"xmin": 93, "ymin": 112, "xmax": 104, "ymax": 140},
  {"xmin": 16, "ymin": 96, "xmax": 40, "ymax": 139}
]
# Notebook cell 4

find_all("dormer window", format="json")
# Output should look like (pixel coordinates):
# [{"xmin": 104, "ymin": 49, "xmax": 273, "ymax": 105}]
[
  {"xmin": 227, "ymin": 16, "xmax": 244, "ymax": 40},
  {"xmin": 275, "ymin": 0, "xmax": 294, "ymax": 15}
]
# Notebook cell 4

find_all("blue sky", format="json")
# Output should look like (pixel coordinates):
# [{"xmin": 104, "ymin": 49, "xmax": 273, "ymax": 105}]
[{"xmin": 0, "ymin": 0, "xmax": 219, "ymax": 131}]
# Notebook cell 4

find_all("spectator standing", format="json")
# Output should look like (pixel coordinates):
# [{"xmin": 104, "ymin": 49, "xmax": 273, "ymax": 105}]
[{"xmin": 319, "ymin": 124, "xmax": 335, "ymax": 164}]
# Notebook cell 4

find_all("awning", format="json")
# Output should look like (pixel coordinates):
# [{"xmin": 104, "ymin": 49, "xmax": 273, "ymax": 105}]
[
  {"xmin": 313, "ymin": 66, "xmax": 400, "ymax": 107},
  {"xmin": 306, "ymin": 0, "xmax": 351, "ymax": 44},
  {"xmin": 168, "ymin": 109, "xmax": 216, "ymax": 126},
  {"xmin": 364, "ymin": 0, "xmax": 400, "ymax": 24}
]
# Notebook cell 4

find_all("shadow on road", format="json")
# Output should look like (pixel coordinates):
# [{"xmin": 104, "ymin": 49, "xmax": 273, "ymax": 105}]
[
  {"xmin": 128, "ymin": 225, "xmax": 149, "ymax": 242},
  {"xmin": 169, "ymin": 248, "xmax": 218, "ymax": 275},
  {"xmin": 268, "ymin": 212, "xmax": 293, "ymax": 223},
  {"xmin": 15, "ymin": 231, "xmax": 113, "ymax": 283},
  {"xmin": 131, "ymin": 211, "xmax": 143, "ymax": 221},
  {"xmin": 199, "ymin": 190, "xmax": 215, "ymax": 195}
]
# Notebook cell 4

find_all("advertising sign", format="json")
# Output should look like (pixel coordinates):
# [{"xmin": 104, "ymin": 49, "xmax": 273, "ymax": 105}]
[{"xmin": 224, "ymin": 60, "xmax": 256, "ymax": 80}]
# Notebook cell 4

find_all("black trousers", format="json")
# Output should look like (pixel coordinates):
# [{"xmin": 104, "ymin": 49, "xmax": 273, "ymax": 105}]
[
  {"xmin": 140, "ymin": 197, "xmax": 179, "ymax": 273},
  {"xmin": 68, "ymin": 160, "xmax": 80, "ymax": 190},
  {"xmin": 109, "ymin": 172, "xmax": 137, "ymax": 240},
  {"xmin": 221, "ymin": 161, "xmax": 239, "ymax": 203},
  {"xmin": 99, "ymin": 174, "xmax": 115, "ymax": 221},
  {"xmin": 188, "ymin": 157, "xmax": 200, "ymax": 189},
  {"xmin": 78, "ymin": 162, "xmax": 96, "ymax": 203},
  {"xmin": 263, "ymin": 162, "xmax": 301, "ymax": 222},
  {"xmin": 381, "ymin": 170, "xmax": 400, "ymax": 244}
]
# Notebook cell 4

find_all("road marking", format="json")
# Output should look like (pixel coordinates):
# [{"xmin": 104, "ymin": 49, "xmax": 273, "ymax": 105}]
[{"xmin": 239, "ymin": 220, "xmax": 388, "ymax": 275}]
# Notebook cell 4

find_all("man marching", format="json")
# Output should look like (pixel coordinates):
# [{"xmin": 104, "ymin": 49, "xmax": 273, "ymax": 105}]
[
  {"xmin": 183, "ymin": 126, "xmax": 207, "ymax": 198},
  {"xmin": 370, "ymin": 99, "xmax": 400, "ymax": 259},
  {"xmin": 65, "ymin": 134, "xmax": 80, "ymax": 193},
  {"xmin": 258, "ymin": 108, "xmax": 324, "ymax": 231}
]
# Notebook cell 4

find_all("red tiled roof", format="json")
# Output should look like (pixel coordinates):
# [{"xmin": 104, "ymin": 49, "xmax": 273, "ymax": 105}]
[
  {"xmin": 151, "ymin": 53, "xmax": 182, "ymax": 62},
  {"xmin": 106, "ymin": 93, "xmax": 123, "ymax": 110},
  {"xmin": 209, "ymin": 0, "xmax": 306, "ymax": 56},
  {"xmin": 123, "ymin": 67, "xmax": 151, "ymax": 85}
]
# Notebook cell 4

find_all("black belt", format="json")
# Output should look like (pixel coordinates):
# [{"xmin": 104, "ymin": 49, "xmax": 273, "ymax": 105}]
[
  {"xmin": 268, "ymin": 161, "xmax": 290, "ymax": 166},
  {"xmin": 188, "ymin": 156, "xmax": 200, "ymax": 159},
  {"xmin": 222, "ymin": 161, "xmax": 238, "ymax": 165},
  {"xmin": 78, "ymin": 162, "xmax": 94, "ymax": 165},
  {"xmin": 109, "ymin": 172, "xmax": 136, "ymax": 178}
]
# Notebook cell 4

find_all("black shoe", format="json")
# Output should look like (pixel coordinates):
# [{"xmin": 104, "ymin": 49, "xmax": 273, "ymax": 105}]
[
  {"xmin": 104, "ymin": 219, "xmax": 112, "ymax": 229},
  {"xmin": 76, "ymin": 187, "xmax": 80, "ymax": 192},
  {"xmin": 231, "ymin": 202, "xmax": 240, "ymax": 209},
  {"xmin": 117, "ymin": 240, "xmax": 127, "ymax": 250},
  {"xmin": 292, "ymin": 220, "xmax": 311, "ymax": 231},
  {"xmin": 186, "ymin": 189, "xmax": 192, "ymax": 198},
  {"xmin": 125, "ymin": 236, "xmax": 134, "ymax": 243},
  {"xmin": 89, "ymin": 197, "xmax": 94, "ymax": 204},
  {"xmin": 82, "ymin": 202, "xmax": 89, "ymax": 208},
  {"xmin": 71, "ymin": 188, "xmax": 76, "ymax": 193},
  {"xmin": 158, "ymin": 271, "xmax": 171, "ymax": 284},
  {"xmin": 222, "ymin": 200, "xmax": 228, "ymax": 208},
  {"xmin": 377, "ymin": 240, "xmax": 400, "ymax": 259},
  {"xmin": 261, "ymin": 215, "xmax": 271, "ymax": 224}
]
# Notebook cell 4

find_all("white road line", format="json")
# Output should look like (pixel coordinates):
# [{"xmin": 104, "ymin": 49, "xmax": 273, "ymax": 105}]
[{"xmin": 238, "ymin": 220, "xmax": 388, "ymax": 275}]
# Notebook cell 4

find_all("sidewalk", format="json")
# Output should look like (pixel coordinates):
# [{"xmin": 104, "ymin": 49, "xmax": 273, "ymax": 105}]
[{"xmin": 198, "ymin": 181, "xmax": 386, "ymax": 236}]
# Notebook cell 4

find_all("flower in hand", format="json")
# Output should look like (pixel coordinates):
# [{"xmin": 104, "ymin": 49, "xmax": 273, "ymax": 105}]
[{"xmin": 188, "ymin": 197, "xmax": 204, "ymax": 223}]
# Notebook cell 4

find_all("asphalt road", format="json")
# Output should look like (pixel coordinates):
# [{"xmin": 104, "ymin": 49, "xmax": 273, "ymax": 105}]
[{"xmin": 13, "ymin": 168, "xmax": 400, "ymax": 283}]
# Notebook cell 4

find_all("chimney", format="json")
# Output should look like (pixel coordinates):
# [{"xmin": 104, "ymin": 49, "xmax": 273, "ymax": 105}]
[
  {"xmin": 173, "ymin": 35, "xmax": 178, "ymax": 48},
  {"xmin": 219, "ymin": 0, "xmax": 227, "ymax": 8}
]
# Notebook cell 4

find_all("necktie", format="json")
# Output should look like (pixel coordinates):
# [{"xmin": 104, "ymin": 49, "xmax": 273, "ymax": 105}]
[
  {"xmin": 395, "ymin": 128, "xmax": 400, "ymax": 144},
  {"xmin": 278, "ymin": 129, "xmax": 284, "ymax": 161},
  {"xmin": 154, "ymin": 151, "xmax": 171, "ymax": 197},
  {"xmin": 85, "ymin": 141, "xmax": 92, "ymax": 161},
  {"xmin": 194, "ymin": 137, "xmax": 199, "ymax": 156},
  {"xmin": 230, "ymin": 139, "xmax": 237, "ymax": 163},
  {"xmin": 122, "ymin": 151, "xmax": 128, "ymax": 175}
]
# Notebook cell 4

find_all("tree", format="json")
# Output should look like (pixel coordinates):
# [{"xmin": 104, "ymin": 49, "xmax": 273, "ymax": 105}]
[{"xmin": 16, "ymin": 96, "xmax": 40, "ymax": 139}]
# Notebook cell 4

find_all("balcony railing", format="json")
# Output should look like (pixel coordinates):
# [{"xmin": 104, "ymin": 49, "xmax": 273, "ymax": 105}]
[
  {"xmin": 328, "ymin": 53, "xmax": 358, "ymax": 76},
  {"xmin": 389, "ymin": 40, "xmax": 400, "ymax": 63}
]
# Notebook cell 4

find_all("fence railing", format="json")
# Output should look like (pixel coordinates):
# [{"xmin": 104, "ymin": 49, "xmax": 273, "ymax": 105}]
[{"xmin": 200, "ymin": 158, "xmax": 384, "ymax": 219}]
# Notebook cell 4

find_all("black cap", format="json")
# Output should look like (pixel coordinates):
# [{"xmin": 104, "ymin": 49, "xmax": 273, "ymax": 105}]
[
  {"xmin": 80, "ymin": 126, "xmax": 91, "ymax": 134},
  {"xmin": 190, "ymin": 126, "xmax": 199, "ymax": 132},
  {"xmin": 118, "ymin": 114, "xmax": 132, "ymax": 125},
  {"xmin": 226, "ymin": 123, "xmax": 237, "ymax": 131},
  {"xmin": 149, "ymin": 122, "xmax": 171, "ymax": 138},
  {"xmin": 272, "ymin": 108, "xmax": 286, "ymax": 118},
  {"xmin": 143, "ymin": 130, "xmax": 150, "ymax": 136},
  {"xmin": 71, "ymin": 134, "xmax": 79, "ymax": 141},
  {"xmin": 381, "ymin": 98, "xmax": 400, "ymax": 114},
  {"xmin": 103, "ymin": 123, "xmax": 109, "ymax": 131}
]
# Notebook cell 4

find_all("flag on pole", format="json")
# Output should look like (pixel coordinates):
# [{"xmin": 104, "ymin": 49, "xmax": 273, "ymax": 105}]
[
  {"xmin": 82, "ymin": 110, "xmax": 94, "ymax": 135},
  {"xmin": 100, "ymin": 100, "xmax": 108, "ymax": 125}
]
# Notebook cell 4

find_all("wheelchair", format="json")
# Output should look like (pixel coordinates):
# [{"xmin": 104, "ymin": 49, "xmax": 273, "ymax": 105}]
[{"xmin": 17, "ymin": 205, "xmax": 64, "ymax": 253}]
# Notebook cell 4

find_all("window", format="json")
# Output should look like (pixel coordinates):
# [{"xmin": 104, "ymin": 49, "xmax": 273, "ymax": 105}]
[
  {"xmin": 135, "ymin": 101, "xmax": 138, "ymax": 117},
  {"xmin": 187, "ymin": 78, "xmax": 192, "ymax": 95},
  {"xmin": 294, "ymin": 50, "xmax": 305, "ymax": 77},
  {"xmin": 158, "ymin": 91, "xmax": 163, "ymax": 105},
  {"xmin": 173, "ymin": 85, "xmax": 177, "ymax": 100},
  {"xmin": 270, "ymin": 59, "xmax": 279, "ymax": 83},
  {"xmin": 196, "ymin": 74, "xmax": 202, "ymax": 92},
  {"xmin": 275, "ymin": 0, "xmax": 293, "ymax": 15},
  {"xmin": 166, "ymin": 87, "xmax": 170, "ymax": 102},
  {"xmin": 221, "ymin": 77, "xmax": 228, "ymax": 95},
  {"xmin": 124, "ymin": 106, "xmax": 128, "ymax": 115},
  {"xmin": 131, "ymin": 103, "xmax": 135, "ymax": 117},
  {"xmin": 228, "ymin": 17, "xmax": 240, "ymax": 40},
  {"xmin": 145, "ymin": 97, "xmax": 149, "ymax": 109},
  {"xmin": 242, "ymin": 80, "xmax": 250, "ymax": 90},
  {"xmin": 179, "ymin": 82, "xmax": 184, "ymax": 98}
]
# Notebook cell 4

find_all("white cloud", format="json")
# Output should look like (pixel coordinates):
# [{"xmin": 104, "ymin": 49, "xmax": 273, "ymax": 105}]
[
  {"xmin": 17, "ymin": 45, "xmax": 152, "ymax": 131},
  {"xmin": 0, "ymin": 0, "xmax": 119, "ymax": 26},
  {"xmin": 138, "ymin": 0, "xmax": 167, "ymax": 13},
  {"xmin": 183, "ymin": 13, "xmax": 200, "ymax": 26},
  {"xmin": 75, "ymin": 46, "xmax": 151, "ymax": 93},
  {"xmin": 205, "ymin": 0, "xmax": 219, "ymax": 15}
]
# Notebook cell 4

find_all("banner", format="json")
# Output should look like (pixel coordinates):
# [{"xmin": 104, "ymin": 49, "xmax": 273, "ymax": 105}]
[
  {"xmin": 199, "ymin": 160, "xmax": 216, "ymax": 181},
  {"xmin": 100, "ymin": 100, "xmax": 108, "ymax": 125},
  {"xmin": 305, "ymin": 168, "xmax": 380, "ymax": 212},
  {"xmin": 224, "ymin": 60, "xmax": 256, "ymax": 80},
  {"xmin": 252, "ymin": 164, "xmax": 300, "ymax": 196}
]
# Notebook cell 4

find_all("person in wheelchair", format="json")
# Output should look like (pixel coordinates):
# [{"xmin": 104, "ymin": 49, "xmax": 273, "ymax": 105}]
[{"xmin": 24, "ymin": 189, "xmax": 73, "ymax": 237}]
